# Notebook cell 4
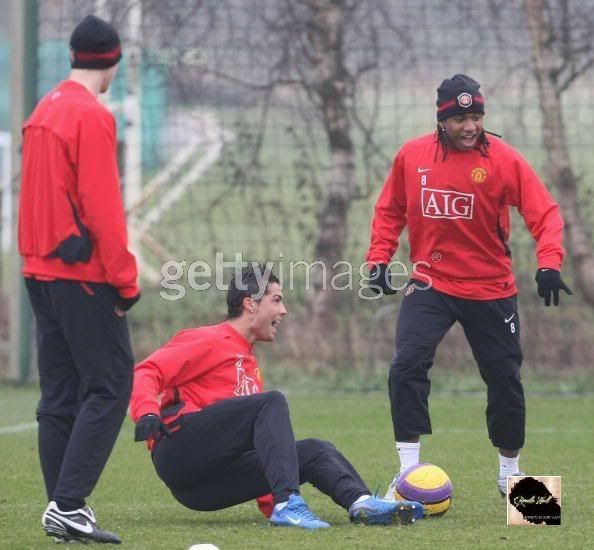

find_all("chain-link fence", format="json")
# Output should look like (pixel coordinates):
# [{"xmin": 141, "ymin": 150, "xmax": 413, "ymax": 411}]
[{"xmin": 3, "ymin": 0, "xmax": 594, "ymax": 385}]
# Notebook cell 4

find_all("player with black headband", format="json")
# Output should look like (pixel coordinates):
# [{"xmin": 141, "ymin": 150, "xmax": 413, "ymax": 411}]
[
  {"xmin": 365, "ymin": 74, "xmax": 571, "ymax": 498},
  {"xmin": 19, "ymin": 15, "xmax": 139, "ymax": 544}
]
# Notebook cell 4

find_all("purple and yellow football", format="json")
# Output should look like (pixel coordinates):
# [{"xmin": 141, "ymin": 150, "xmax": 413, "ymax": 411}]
[{"xmin": 395, "ymin": 463, "xmax": 453, "ymax": 517}]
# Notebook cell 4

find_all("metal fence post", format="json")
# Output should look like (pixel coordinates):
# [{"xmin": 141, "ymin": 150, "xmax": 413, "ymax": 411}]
[{"xmin": 9, "ymin": 0, "xmax": 38, "ymax": 382}]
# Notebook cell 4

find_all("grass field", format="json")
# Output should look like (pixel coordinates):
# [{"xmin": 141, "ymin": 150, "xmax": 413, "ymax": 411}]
[{"xmin": 1, "ymin": 384, "xmax": 593, "ymax": 549}]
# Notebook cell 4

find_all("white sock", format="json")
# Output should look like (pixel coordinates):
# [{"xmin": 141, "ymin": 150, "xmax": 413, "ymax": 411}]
[
  {"xmin": 396, "ymin": 441, "xmax": 420, "ymax": 473},
  {"xmin": 352, "ymin": 494, "xmax": 371, "ymax": 505},
  {"xmin": 274, "ymin": 501, "xmax": 288, "ymax": 512},
  {"xmin": 499, "ymin": 453, "xmax": 520, "ymax": 479}
]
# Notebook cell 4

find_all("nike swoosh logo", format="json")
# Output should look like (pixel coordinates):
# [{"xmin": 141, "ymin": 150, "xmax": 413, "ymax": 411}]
[
  {"xmin": 46, "ymin": 512, "xmax": 94, "ymax": 534},
  {"xmin": 417, "ymin": 167, "xmax": 431, "ymax": 173},
  {"xmin": 287, "ymin": 517, "xmax": 302, "ymax": 525},
  {"xmin": 505, "ymin": 314, "xmax": 516, "ymax": 323}
]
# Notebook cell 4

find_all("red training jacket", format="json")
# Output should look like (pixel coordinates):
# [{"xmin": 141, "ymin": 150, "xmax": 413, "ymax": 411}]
[
  {"xmin": 366, "ymin": 133, "xmax": 565, "ymax": 300},
  {"xmin": 18, "ymin": 80, "xmax": 139, "ymax": 298},
  {"xmin": 130, "ymin": 322, "xmax": 263, "ymax": 425}
]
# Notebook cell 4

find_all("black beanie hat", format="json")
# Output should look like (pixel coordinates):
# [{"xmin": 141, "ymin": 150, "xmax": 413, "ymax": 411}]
[
  {"xmin": 436, "ymin": 74, "xmax": 485, "ymax": 121},
  {"xmin": 70, "ymin": 15, "xmax": 122, "ymax": 70}
]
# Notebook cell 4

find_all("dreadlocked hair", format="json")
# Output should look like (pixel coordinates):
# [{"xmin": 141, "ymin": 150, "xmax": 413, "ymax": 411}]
[{"xmin": 433, "ymin": 126, "xmax": 494, "ymax": 162}]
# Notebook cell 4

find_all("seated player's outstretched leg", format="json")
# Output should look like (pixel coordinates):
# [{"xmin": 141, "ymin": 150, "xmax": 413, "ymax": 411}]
[
  {"xmin": 295, "ymin": 438, "xmax": 424, "ymax": 526},
  {"xmin": 147, "ymin": 391, "xmax": 331, "ymax": 530}
]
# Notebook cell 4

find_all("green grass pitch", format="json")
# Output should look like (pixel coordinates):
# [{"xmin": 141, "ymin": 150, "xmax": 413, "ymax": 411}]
[{"xmin": 1, "ymin": 384, "xmax": 593, "ymax": 549}]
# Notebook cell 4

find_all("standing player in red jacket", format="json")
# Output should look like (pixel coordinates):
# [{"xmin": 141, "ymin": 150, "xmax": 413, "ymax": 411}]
[
  {"xmin": 131, "ymin": 265, "xmax": 425, "ymax": 530},
  {"xmin": 18, "ymin": 15, "xmax": 139, "ymax": 544},
  {"xmin": 365, "ymin": 74, "xmax": 571, "ymax": 499}
]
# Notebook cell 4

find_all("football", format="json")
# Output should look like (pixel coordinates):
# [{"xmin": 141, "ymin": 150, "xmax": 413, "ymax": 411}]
[{"xmin": 395, "ymin": 463, "xmax": 453, "ymax": 517}]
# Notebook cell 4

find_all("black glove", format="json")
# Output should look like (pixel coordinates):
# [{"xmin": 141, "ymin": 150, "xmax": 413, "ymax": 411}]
[
  {"xmin": 119, "ymin": 292, "xmax": 141, "ymax": 312},
  {"xmin": 134, "ymin": 414, "xmax": 172, "ymax": 442},
  {"xmin": 369, "ymin": 264, "xmax": 397, "ymax": 295},
  {"xmin": 535, "ymin": 268, "xmax": 572, "ymax": 307}
]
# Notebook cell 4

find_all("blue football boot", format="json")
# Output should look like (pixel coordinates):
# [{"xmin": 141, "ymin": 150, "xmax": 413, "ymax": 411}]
[
  {"xmin": 269, "ymin": 494, "xmax": 330, "ymax": 529},
  {"xmin": 349, "ymin": 495, "xmax": 425, "ymax": 525}
]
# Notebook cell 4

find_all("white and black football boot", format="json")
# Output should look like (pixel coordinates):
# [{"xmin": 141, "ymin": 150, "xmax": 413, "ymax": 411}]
[
  {"xmin": 42, "ymin": 501, "xmax": 121, "ymax": 544},
  {"xmin": 384, "ymin": 475, "xmax": 399, "ymax": 501},
  {"xmin": 497, "ymin": 472, "xmax": 526, "ymax": 497}
]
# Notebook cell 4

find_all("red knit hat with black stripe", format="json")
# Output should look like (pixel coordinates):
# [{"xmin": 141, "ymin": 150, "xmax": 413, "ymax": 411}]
[
  {"xmin": 436, "ymin": 74, "xmax": 485, "ymax": 121},
  {"xmin": 70, "ymin": 15, "xmax": 122, "ymax": 70}
]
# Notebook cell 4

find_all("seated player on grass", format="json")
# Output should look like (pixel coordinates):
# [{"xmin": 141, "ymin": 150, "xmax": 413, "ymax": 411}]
[{"xmin": 130, "ymin": 264, "xmax": 425, "ymax": 529}]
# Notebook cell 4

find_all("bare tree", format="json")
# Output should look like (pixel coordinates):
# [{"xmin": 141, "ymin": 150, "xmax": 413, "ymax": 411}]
[
  {"xmin": 254, "ymin": 0, "xmax": 415, "ymax": 350},
  {"xmin": 141, "ymin": 0, "xmax": 414, "ymax": 351},
  {"xmin": 524, "ymin": 0, "xmax": 594, "ymax": 304},
  {"xmin": 287, "ymin": 0, "xmax": 359, "ymax": 338}
]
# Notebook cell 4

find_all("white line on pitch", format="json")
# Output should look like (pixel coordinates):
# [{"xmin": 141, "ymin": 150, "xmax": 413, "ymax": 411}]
[
  {"xmin": 0, "ymin": 422, "xmax": 37, "ymax": 435},
  {"xmin": 433, "ymin": 428, "xmax": 593, "ymax": 434}
]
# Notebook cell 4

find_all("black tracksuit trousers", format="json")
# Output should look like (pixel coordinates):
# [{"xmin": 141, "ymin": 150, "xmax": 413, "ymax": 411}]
[
  {"xmin": 389, "ymin": 282, "xmax": 525, "ymax": 450},
  {"xmin": 152, "ymin": 391, "xmax": 370, "ymax": 511},
  {"xmin": 25, "ymin": 279, "xmax": 134, "ymax": 510}
]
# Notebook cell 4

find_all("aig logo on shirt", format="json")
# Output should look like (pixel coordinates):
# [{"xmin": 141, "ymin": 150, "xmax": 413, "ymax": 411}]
[{"xmin": 422, "ymin": 188, "xmax": 474, "ymax": 220}]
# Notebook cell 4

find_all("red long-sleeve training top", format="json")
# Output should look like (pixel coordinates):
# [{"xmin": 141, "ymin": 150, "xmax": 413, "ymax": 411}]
[
  {"xmin": 366, "ymin": 133, "xmax": 565, "ymax": 300},
  {"xmin": 130, "ymin": 322, "xmax": 263, "ymax": 424},
  {"xmin": 18, "ymin": 80, "xmax": 139, "ymax": 298}
]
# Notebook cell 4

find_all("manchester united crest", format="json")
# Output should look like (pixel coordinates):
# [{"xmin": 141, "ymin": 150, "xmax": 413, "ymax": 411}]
[
  {"xmin": 457, "ymin": 93, "xmax": 473, "ymax": 108},
  {"xmin": 471, "ymin": 167, "xmax": 488, "ymax": 184}
]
